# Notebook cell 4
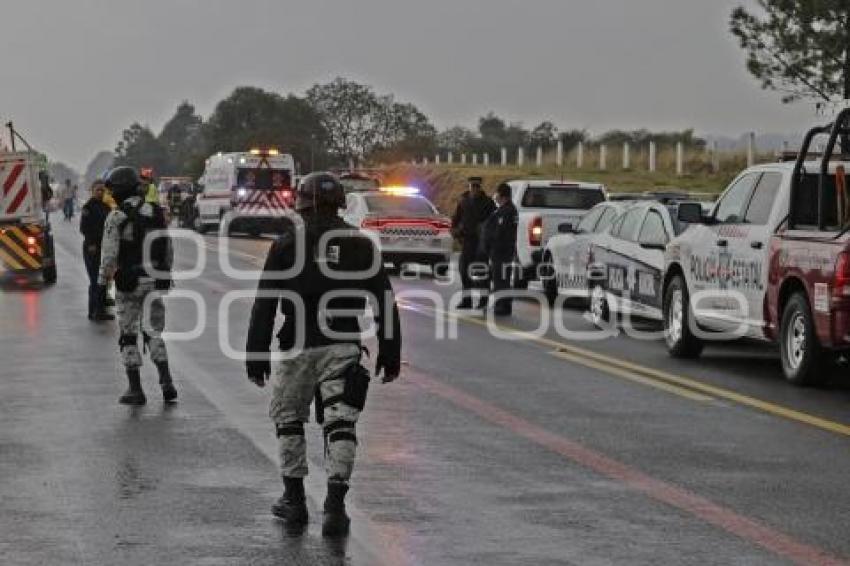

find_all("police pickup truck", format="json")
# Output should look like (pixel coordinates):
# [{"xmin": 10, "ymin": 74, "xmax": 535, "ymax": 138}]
[{"xmin": 661, "ymin": 112, "xmax": 850, "ymax": 385}]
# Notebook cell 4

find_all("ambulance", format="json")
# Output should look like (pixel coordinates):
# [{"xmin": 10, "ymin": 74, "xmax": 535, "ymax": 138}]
[
  {"xmin": 193, "ymin": 148, "xmax": 295, "ymax": 236},
  {"xmin": 0, "ymin": 148, "xmax": 57, "ymax": 284}
]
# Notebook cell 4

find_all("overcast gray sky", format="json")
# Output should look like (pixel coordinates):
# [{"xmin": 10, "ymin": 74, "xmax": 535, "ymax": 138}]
[{"xmin": 0, "ymin": 0, "xmax": 819, "ymax": 170}]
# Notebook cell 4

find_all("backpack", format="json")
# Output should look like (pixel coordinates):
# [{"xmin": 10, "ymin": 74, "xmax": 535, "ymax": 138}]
[{"xmin": 114, "ymin": 201, "xmax": 170, "ymax": 292}]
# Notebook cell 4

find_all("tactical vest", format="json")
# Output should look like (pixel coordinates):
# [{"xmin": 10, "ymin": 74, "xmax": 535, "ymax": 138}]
[{"xmin": 114, "ymin": 200, "xmax": 169, "ymax": 292}]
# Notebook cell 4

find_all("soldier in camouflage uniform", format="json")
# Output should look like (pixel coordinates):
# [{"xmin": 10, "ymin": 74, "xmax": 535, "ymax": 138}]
[
  {"xmin": 98, "ymin": 166, "xmax": 176, "ymax": 406},
  {"xmin": 246, "ymin": 172, "xmax": 401, "ymax": 537}
]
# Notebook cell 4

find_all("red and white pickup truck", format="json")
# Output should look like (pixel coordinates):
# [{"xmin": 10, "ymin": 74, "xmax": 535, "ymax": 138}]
[{"xmin": 661, "ymin": 113, "xmax": 850, "ymax": 385}]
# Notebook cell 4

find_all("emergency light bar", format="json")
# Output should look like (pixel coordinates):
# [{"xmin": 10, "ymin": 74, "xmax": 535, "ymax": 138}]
[
  {"xmin": 379, "ymin": 186, "xmax": 420, "ymax": 196},
  {"xmin": 249, "ymin": 148, "xmax": 280, "ymax": 156}
]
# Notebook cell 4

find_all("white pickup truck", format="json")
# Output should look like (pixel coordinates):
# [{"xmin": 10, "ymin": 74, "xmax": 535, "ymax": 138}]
[{"xmin": 499, "ymin": 179, "xmax": 607, "ymax": 287}]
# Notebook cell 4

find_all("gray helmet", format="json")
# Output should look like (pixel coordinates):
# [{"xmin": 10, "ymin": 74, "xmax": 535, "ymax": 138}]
[
  {"xmin": 296, "ymin": 172, "xmax": 345, "ymax": 213},
  {"xmin": 104, "ymin": 166, "xmax": 141, "ymax": 203}
]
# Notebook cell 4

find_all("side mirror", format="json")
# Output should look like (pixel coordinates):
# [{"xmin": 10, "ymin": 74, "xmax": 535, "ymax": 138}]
[
  {"xmin": 558, "ymin": 222, "xmax": 575, "ymax": 234},
  {"xmin": 677, "ymin": 202, "xmax": 703, "ymax": 224}
]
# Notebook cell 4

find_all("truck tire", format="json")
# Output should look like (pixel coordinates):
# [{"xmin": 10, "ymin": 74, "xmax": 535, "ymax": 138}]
[
  {"xmin": 43, "ymin": 265, "xmax": 57, "ymax": 285},
  {"xmin": 663, "ymin": 274, "xmax": 703, "ymax": 359},
  {"xmin": 780, "ymin": 293, "xmax": 827, "ymax": 386}
]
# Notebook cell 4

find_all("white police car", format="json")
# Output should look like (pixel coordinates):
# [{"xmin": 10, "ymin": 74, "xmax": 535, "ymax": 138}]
[
  {"xmin": 340, "ymin": 186, "xmax": 453, "ymax": 275},
  {"xmin": 540, "ymin": 201, "xmax": 629, "ymax": 304},
  {"xmin": 586, "ymin": 199, "xmax": 698, "ymax": 325}
]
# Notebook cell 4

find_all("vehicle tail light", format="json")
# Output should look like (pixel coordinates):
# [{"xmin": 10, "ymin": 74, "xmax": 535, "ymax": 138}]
[
  {"xmin": 529, "ymin": 216, "xmax": 543, "ymax": 247},
  {"xmin": 835, "ymin": 252, "xmax": 850, "ymax": 297},
  {"xmin": 362, "ymin": 218, "xmax": 384, "ymax": 231},
  {"xmin": 27, "ymin": 236, "xmax": 37, "ymax": 246},
  {"xmin": 431, "ymin": 219, "xmax": 451, "ymax": 232}
]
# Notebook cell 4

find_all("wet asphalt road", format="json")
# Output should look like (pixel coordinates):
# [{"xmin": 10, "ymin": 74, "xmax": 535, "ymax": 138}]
[{"xmin": 1, "ymin": 218, "xmax": 850, "ymax": 565}]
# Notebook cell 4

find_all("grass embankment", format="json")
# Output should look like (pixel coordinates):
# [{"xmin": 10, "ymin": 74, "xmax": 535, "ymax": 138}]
[{"xmin": 381, "ymin": 148, "xmax": 769, "ymax": 214}]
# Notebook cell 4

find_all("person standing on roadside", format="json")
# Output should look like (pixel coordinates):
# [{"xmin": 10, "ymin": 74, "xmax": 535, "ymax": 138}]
[
  {"xmin": 451, "ymin": 176, "xmax": 495, "ymax": 308},
  {"xmin": 482, "ymin": 184, "xmax": 519, "ymax": 316},
  {"xmin": 62, "ymin": 179, "xmax": 76, "ymax": 221},
  {"xmin": 80, "ymin": 180, "xmax": 114, "ymax": 321}
]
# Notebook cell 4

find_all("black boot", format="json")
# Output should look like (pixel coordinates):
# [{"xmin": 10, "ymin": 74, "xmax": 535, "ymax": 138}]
[
  {"xmin": 156, "ymin": 361, "xmax": 178, "ymax": 403},
  {"xmin": 322, "ymin": 481, "xmax": 350, "ymax": 537},
  {"xmin": 119, "ymin": 369, "xmax": 146, "ymax": 406},
  {"xmin": 272, "ymin": 477, "xmax": 308, "ymax": 528}
]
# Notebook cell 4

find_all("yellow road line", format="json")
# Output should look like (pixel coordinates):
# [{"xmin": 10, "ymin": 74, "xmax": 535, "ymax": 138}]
[
  {"xmin": 549, "ymin": 350, "xmax": 714, "ymax": 402},
  {"xmin": 408, "ymin": 301, "xmax": 850, "ymax": 438},
  {"xmin": 0, "ymin": 233, "xmax": 37, "ymax": 269}
]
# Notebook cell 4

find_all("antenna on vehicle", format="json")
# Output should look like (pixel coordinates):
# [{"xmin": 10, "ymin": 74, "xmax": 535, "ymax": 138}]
[{"xmin": 5, "ymin": 122, "xmax": 34, "ymax": 152}]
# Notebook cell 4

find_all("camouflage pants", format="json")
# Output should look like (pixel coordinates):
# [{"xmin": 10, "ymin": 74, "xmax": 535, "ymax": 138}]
[
  {"xmin": 116, "ymin": 279, "xmax": 168, "ymax": 370},
  {"xmin": 270, "ymin": 343, "xmax": 362, "ymax": 483}
]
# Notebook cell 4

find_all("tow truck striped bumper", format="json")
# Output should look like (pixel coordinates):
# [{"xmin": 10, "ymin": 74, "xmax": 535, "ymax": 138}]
[{"xmin": 0, "ymin": 224, "xmax": 44, "ymax": 273}]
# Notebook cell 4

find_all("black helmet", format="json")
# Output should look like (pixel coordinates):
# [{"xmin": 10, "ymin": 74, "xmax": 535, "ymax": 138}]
[
  {"xmin": 104, "ymin": 166, "xmax": 141, "ymax": 203},
  {"xmin": 296, "ymin": 172, "xmax": 345, "ymax": 213}
]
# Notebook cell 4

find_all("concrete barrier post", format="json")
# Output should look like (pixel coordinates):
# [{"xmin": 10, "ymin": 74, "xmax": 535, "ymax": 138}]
[
  {"xmin": 536, "ymin": 146, "xmax": 543, "ymax": 167},
  {"xmin": 461, "ymin": 153, "xmax": 467, "ymax": 165},
  {"xmin": 599, "ymin": 144, "xmax": 607, "ymax": 170},
  {"xmin": 676, "ymin": 142, "xmax": 684, "ymax": 176},
  {"xmin": 518, "ymin": 147, "xmax": 525, "ymax": 167},
  {"xmin": 577, "ymin": 142, "xmax": 584, "ymax": 168},
  {"xmin": 649, "ymin": 141, "xmax": 656, "ymax": 173},
  {"xmin": 483, "ymin": 153, "xmax": 489, "ymax": 167},
  {"xmin": 472, "ymin": 153, "xmax": 478, "ymax": 166},
  {"xmin": 556, "ymin": 139, "xmax": 564, "ymax": 167},
  {"xmin": 623, "ymin": 142, "xmax": 630, "ymax": 169},
  {"xmin": 501, "ymin": 147, "xmax": 507, "ymax": 166},
  {"xmin": 747, "ymin": 132, "xmax": 755, "ymax": 166}
]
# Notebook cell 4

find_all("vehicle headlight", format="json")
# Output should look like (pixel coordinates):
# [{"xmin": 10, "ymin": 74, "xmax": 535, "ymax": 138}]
[{"xmin": 237, "ymin": 188, "xmax": 247, "ymax": 198}]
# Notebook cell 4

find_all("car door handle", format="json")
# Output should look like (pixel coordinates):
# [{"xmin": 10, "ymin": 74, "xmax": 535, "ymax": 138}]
[
  {"xmin": 716, "ymin": 239, "xmax": 728, "ymax": 247},
  {"xmin": 750, "ymin": 240, "xmax": 764, "ymax": 250}
]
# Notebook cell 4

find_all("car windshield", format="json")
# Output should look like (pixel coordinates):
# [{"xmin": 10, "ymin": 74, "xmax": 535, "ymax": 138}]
[
  {"xmin": 236, "ymin": 168, "xmax": 292, "ymax": 190},
  {"xmin": 522, "ymin": 186, "xmax": 605, "ymax": 209},
  {"xmin": 364, "ymin": 195, "xmax": 435, "ymax": 216}
]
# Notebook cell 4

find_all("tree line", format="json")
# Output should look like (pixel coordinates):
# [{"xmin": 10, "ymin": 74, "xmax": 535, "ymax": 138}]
[{"xmin": 107, "ymin": 78, "xmax": 705, "ymax": 178}]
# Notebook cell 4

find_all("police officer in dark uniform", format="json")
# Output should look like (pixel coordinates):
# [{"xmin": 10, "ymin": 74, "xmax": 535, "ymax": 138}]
[
  {"xmin": 483, "ymin": 184, "xmax": 519, "ymax": 316},
  {"xmin": 80, "ymin": 181, "xmax": 114, "ymax": 321},
  {"xmin": 451, "ymin": 176, "xmax": 496, "ymax": 308},
  {"xmin": 245, "ymin": 172, "xmax": 401, "ymax": 537}
]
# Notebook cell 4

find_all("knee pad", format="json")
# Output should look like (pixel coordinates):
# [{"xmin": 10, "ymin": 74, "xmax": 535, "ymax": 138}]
[
  {"xmin": 323, "ymin": 420, "xmax": 357, "ymax": 445},
  {"xmin": 276, "ymin": 422, "xmax": 305, "ymax": 438}
]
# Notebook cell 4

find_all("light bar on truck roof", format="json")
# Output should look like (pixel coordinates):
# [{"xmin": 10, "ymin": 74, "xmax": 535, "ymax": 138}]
[
  {"xmin": 248, "ymin": 148, "xmax": 279, "ymax": 156},
  {"xmin": 379, "ymin": 186, "xmax": 419, "ymax": 196}
]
